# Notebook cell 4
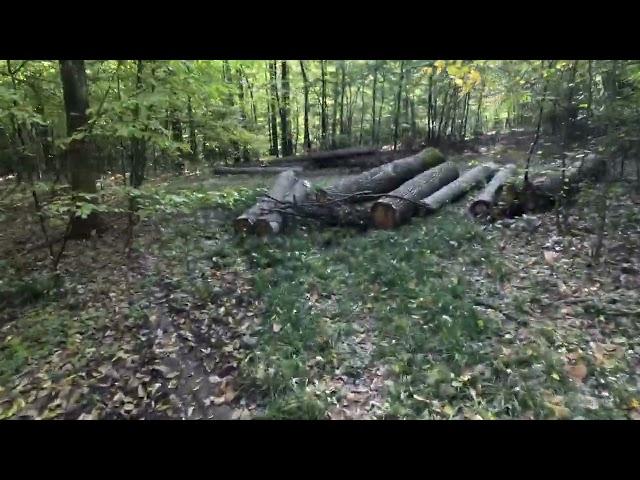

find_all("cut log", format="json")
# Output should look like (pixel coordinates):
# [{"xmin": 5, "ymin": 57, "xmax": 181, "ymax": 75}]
[
  {"xmin": 267, "ymin": 147, "xmax": 377, "ymax": 168},
  {"xmin": 468, "ymin": 164, "xmax": 517, "ymax": 218},
  {"xmin": 214, "ymin": 166, "xmax": 304, "ymax": 175},
  {"xmin": 509, "ymin": 153, "xmax": 606, "ymax": 215},
  {"xmin": 254, "ymin": 178, "xmax": 312, "ymax": 236},
  {"xmin": 420, "ymin": 163, "xmax": 498, "ymax": 213},
  {"xmin": 371, "ymin": 162, "xmax": 460, "ymax": 229},
  {"xmin": 233, "ymin": 169, "xmax": 298, "ymax": 234},
  {"xmin": 319, "ymin": 148, "xmax": 446, "ymax": 201}
]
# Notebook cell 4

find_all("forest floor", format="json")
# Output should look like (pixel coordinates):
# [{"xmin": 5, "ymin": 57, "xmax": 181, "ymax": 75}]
[{"xmin": 1, "ymin": 131, "xmax": 640, "ymax": 419}]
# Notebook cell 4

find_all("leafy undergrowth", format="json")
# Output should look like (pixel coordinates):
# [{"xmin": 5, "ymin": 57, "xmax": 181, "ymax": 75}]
[{"xmin": 1, "ymin": 160, "xmax": 639, "ymax": 420}]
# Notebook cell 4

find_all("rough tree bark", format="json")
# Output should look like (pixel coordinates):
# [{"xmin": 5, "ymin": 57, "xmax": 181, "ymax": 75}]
[
  {"xmin": 59, "ymin": 60, "xmax": 105, "ymax": 238},
  {"xmin": 468, "ymin": 164, "xmax": 517, "ymax": 218},
  {"xmin": 130, "ymin": 60, "xmax": 147, "ymax": 188},
  {"xmin": 279, "ymin": 61, "xmax": 293, "ymax": 156},
  {"xmin": 518, "ymin": 154, "xmax": 606, "ymax": 213},
  {"xmin": 420, "ymin": 163, "xmax": 498, "ymax": 213},
  {"xmin": 299, "ymin": 61, "xmax": 312, "ymax": 152},
  {"xmin": 375, "ymin": 70, "xmax": 386, "ymax": 146},
  {"xmin": 214, "ymin": 165, "xmax": 304, "ymax": 175},
  {"xmin": 369, "ymin": 62, "xmax": 378, "ymax": 145},
  {"xmin": 268, "ymin": 61, "xmax": 280, "ymax": 157},
  {"xmin": 254, "ymin": 178, "xmax": 312, "ymax": 236},
  {"xmin": 234, "ymin": 169, "xmax": 298, "ymax": 233},
  {"xmin": 371, "ymin": 161, "xmax": 459, "ymax": 229},
  {"xmin": 320, "ymin": 148, "xmax": 445, "ymax": 199},
  {"xmin": 321, "ymin": 60, "xmax": 328, "ymax": 145},
  {"xmin": 267, "ymin": 146, "xmax": 376, "ymax": 168},
  {"xmin": 393, "ymin": 61, "xmax": 405, "ymax": 151},
  {"xmin": 339, "ymin": 61, "xmax": 346, "ymax": 136}
]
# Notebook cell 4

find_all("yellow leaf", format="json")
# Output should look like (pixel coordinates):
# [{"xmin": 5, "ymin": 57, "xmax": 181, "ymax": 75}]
[{"xmin": 551, "ymin": 372, "xmax": 560, "ymax": 380}]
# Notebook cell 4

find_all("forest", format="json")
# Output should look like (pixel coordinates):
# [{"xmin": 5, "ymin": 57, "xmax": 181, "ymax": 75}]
[{"xmin": 0, "ymin": 59, "xmax": 639, "ymax": 420}]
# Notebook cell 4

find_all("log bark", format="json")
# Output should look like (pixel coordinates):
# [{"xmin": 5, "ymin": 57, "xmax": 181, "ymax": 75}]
[
  {"xmin": 254, "ymin": 178, "xmax": 312, "ymax": 236},
  {"xmin": 320, "ymin": 148, "xmax": 446, "ymax": 200},
  {"xmin": 513, "ymin": 154, "xmax": 606, "ymax": 214},
  {"xmin": 468, "ymin": 164, "xmax": 517, "ymax": 218},
  {"xmin": 234, "ymin": 170, "xmax": 298, "ymax": 233},
  {"xmin": 214, "ymin": 166, "xmax": 304, "ymax": 175},
  {"xmin": 266, "ymin": 147, "xmax": 376, "ymax": 168},
  {"xmin": 420, "ymin": 163, "xmax": 498, "ymax": 213},
  {"xmin": 371, "ymin": 162, "xmax": 460, "ymax": 229}
]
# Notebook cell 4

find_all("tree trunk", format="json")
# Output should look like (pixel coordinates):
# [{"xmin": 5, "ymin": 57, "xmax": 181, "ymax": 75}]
[
  {"xmin": 339, "ymin": 61, "xmax": 346, "ymax": 136},
  {"xmin": 268, "ymin": 61, "xmax": 280, "ymax": 157},
  {"xmin": 267, "ymin": 146, "xmax": 376, "ymax": 168},
  {"xmin": 130, "ymin": 60, "xmax": 147, "ymax": 188},
  {"xmin": 437, "ymin": 85, "xmax": 451, "ymax": 141},
  {"xmin": 420, "ymin": 163, "xmax": 498, "ymax": 213},
  {"xmin": 475, "ymin": 82, "xmax": 484, "ymax": 134},
  {"xmin": 393, "ymin": 61, "xmax": 405, "ymax": 151},
  {"xmin": 410, "ymin": 97, "xmax": 417, "ymax": 141},
  {"xmin": 319, "ymin": 148, "xmax": 445, "ymax": 199},
  {"xmin": 358, "ymin": 82, "xmax": 366, "ymax": 145},
  {"xmin": 523, "ymin": 155, "xmax": 606, "ymax": 212},
  {"xmin": 427, "ymin": 72, "xmax": 433, "ymax": 141},
  {"xmin": 376, "ymin": 70, "xmax": 387, "ymax": 146},
  {"xmin": 59, "ymin": 60, "xmax": 104, "ymax": 238},
  {"xmin": 331, "ymin": 62, "xmax": 339, "ymax": 148},
  {"xmin": 254, "ymin": 178, "xmax": 312, "ymax": 236},
  {"xmin": 468, "ymin": 164, "xmax": 517, "ymax": 218},
  {"xmin": 586, "ymin": 60, "xmax": 593, "ymax": 118},
  {"xmin": 462, "ymin": 92, "xmax": 470, "ymax": 139},
  {"xmin": 321, "ymin": 60, "xmax": 328, "ymax": 145},
  {"xmin": 371, "ymin": 161, "xmax": 459, "ymax": 229},
  {"xmin": 280, "ymin": 61, "xmax": 293, "ymax": 156},
  {"xmin": 299, "ymin": 61, "xmax": 312, "ymax": 152},
  {"xmin": 371, "ymin": 62, "xmax": 379, "ymax": 144},
  {"xmin": 214, "ymin": 165, "xmax": 304, "ymax": 175},
  {"xmin": 234, "ymin": 169, "xmax": 299, "ymax": 233}
]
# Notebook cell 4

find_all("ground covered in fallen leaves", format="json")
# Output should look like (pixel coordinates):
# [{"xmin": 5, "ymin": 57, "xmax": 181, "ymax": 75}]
[{"xmin": 1, "ymin": 133, "xmax": 639, "ymax": 419}]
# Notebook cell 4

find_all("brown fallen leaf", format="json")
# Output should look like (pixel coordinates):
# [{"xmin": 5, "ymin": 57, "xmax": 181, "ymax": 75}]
[{"xmin": 565, "ymin": 363, "xmax": 588, "ymax": 383}]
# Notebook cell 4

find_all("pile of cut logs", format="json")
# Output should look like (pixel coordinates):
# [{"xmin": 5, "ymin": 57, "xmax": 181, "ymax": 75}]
[{"xmin": 235, "ymin": 148, "xmax": 606, "ymax": 235}]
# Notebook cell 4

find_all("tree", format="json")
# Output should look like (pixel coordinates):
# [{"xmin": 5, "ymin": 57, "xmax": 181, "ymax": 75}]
[{"xmin": 59, "ymin": 60, "xmax": 104, "ymax": 237}]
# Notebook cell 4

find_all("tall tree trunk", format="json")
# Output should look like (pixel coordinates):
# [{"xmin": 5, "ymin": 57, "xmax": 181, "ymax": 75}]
[
  {"xmin": 358, "ymin": 81, "xmax": 366, "ymax": 146},
  {"xmin": 331, "ymin": 62, "xmax": 339, "ymax": 148},
  {"xmin": 449, "ymin": 89, "xmax": 459, "ymax": 138},
  {"xmin": 339, "ymin": 61, "xmax": 346, "ymax": 136},
  {"xmin": 268, "ymin": 61, "xmax": 279, "ymax": 157},
  {"xmin": 393, "ymin": 61, "xmax": 405, "ymax": 151},
  {"xmin": 279, "ymin": 61, "xmax": 293, "ymax": 156},
  {"xmin": 475, "ymin": 82, "xmax": 484, "ymax": 135},
  {"xmin": 371, "ymin": 61, "xmax": 379, "ymax": 144},
  {"xmin": 294, "ymin": 98, "xmax": 299, "ymax": 154},
  {"xmin": 59, "ymin": 59, "xmax": 104, "ymax": 237},
  {"xmin": 462, "ymin": 92, "xmax": 470, "ymax": 138},
  {"xmin": 376, "ymin": 70, "xmax": 387, "ymax": 146},
  {"xmin": 320, "ymin": 60, "xmax": 328, "ymax": 146},
  {"xmin": 427, "ymin": 72, "xmax": 433, "ymax": 142},
  {"xmin": 299, "ymin": 60, "xmax": 311, "ymax": 152},
  {"xmin": 130, "ymin": 60, "xmax": 147, "ymax": 188},
  {"xmin": 187, "ymin": 95, "xmax": 198, "ymax": 161},
  {"xmin": 437, "ymin": 84, "xmax": 451, "ymax": 141},
  {"xmin": 587, "ymin": 60, "xmax": 593, "ymax": 117}
]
